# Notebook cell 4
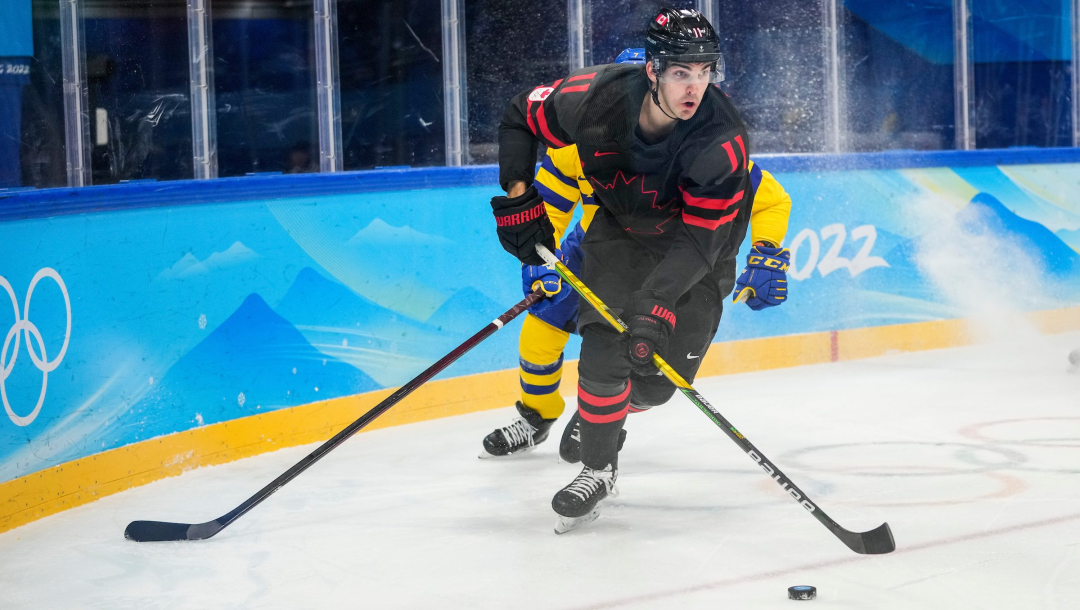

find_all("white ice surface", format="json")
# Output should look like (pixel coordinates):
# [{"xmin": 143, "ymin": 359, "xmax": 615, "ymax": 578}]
[{"xmin": 2, "ymin": 332, "xmax": 1080, "ymax": 609}]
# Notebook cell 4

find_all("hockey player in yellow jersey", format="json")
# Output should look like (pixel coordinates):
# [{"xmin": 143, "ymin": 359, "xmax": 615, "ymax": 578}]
[{"xmin": 480, "ymin": 49, "xmax": 794, "ymax": 459}]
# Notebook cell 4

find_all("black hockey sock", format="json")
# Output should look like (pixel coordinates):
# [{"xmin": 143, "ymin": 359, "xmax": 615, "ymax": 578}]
[{"xmin": 577, "ymin": 380, "xmax": 631, "ymax": 470}]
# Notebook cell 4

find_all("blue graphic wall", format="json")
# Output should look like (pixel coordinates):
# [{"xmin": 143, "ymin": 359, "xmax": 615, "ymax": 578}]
[{"xmin": 2, "ymin": 152, "xmax": 1080, "ymax": 483}]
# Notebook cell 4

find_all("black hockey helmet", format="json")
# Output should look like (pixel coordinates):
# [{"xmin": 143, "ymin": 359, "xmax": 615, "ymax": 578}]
[{"xmin": 644, "ymin": 7, "xmax": 724, "ymax": 82}]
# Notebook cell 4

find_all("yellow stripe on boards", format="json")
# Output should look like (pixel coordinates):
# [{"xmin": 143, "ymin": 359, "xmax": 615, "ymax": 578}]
[
  {"xmin": 2, "ymin": 305, "xmax": 1078, "ymax": 535},
  {"xmin": 838, "ymin": 319, "xmax": 970, "ymax": 361},
  {"xmin": 1030, "ymin": 307, "xmax": 1080, "ymax": 334},
  {"xmin": 698, "ymin": 331, "xmax": 834, "ymax": 377},
  {"xmin": 0, "ymin": 368, "xmax": 519, "ymax": 535}
]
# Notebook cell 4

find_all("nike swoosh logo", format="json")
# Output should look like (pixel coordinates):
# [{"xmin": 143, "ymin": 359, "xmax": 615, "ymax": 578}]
[
  {"xmin": 594, "ymin": 151, "xmax": 619, "ymax": 157},
  {"xmin": 687, "ymin": 353, "xmax": 699, "ymax": 360}
]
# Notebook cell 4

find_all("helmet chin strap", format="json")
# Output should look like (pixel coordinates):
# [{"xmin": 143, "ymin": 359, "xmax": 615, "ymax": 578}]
[{"xmin": 651, "ymin": 80, "xmax": 681, "ymax": 121}]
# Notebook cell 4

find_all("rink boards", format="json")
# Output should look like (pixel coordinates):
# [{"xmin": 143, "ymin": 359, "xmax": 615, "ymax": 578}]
[{"xmin": 1, "ymin": 149, "xmax": 1080, "ymax": 533}]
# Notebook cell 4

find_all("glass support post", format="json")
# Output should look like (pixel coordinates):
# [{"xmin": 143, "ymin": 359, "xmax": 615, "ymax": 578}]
[
  {"xmin": 59, "ymin": 0, "xmax": 91, "ymax": 187},
  {"xmin": 953, "ymin": 0, "xmax": 975, "ymax": 150},
  {"xmin": 695, "ymin": 0, "xmax": 718, "ymax": 29},
  {"xmin": 821, "ymin": 0, "xmax": 842, "ymax": 153},
  {"xmin": 568, "ymin": 0, "xmax": 585, "ymax": 71},
  {"xmin": 1072, "ymin": 0, "xmax": 1079, "ymax": 147},
  {"xmin": 187, "ymin": 0, "xmax": 217, "ymax": 179},
  {"xmin": 441, "ymin": 0, "xmax": 468, "ymax": 166},
  {"xmin": 314, "ymin": 0, "xmax": 342, "ymax": 173}
]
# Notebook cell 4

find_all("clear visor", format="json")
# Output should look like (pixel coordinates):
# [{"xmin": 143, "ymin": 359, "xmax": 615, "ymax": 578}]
[{"xmin": 655, "ymin": 55, "xmax": 726, "ymax": 84}]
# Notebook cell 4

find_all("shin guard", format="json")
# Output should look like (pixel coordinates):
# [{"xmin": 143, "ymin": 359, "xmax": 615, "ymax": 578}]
[{"xmin": 577, "ymin": 381, "xmax": 631, "ymax": 470}]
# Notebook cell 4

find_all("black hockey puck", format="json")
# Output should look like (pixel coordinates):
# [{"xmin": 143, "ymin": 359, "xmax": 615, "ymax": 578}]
[{"xmin": 788, "ymin": 585, "xmax": 817, "ymax": 600}]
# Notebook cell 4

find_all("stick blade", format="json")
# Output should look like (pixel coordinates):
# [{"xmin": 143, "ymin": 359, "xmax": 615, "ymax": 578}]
[
  {"xmin": 125, "ymin": 519, "xmax": 222, "ymax": 542},
  {"xmin": 860, "ymin": 522, "xmax": 896, "ymax": 554},
  {"xmin": 837, "ymin": 522, "xmax": 895, "ymax": 554}
]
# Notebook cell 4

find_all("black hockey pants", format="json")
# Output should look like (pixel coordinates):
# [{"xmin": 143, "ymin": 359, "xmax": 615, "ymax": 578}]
[{"xmin": 575, "ymin": 281, "xmax": 724, "ymax": 470}]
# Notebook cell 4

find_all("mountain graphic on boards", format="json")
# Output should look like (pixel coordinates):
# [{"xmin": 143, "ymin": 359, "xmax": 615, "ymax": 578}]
[
  {"xmin": 274, "ymin": 267, "xmax": 509, "ymax": 386},
  {"xmin": 122, "ymin": 293, "xmax": 380, "ymax": 446},
  {"xmin": 961, "ymin": 192, "xmax": 1080, "ymax": 277},
  {"xmin": 276, "ymin": 267, "xmax": 434, "ymax": 342}
]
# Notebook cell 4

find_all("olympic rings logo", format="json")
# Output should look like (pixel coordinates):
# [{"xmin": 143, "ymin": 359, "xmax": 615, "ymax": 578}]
[{"xmin": 1, "ymin": 268, "xmax": 72, "ymax": 427}]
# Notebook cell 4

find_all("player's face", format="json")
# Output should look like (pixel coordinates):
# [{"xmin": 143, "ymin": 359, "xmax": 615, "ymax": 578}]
[{"xmin": 657, "ymin": 62, "xmax": 711, "ymax": 120}]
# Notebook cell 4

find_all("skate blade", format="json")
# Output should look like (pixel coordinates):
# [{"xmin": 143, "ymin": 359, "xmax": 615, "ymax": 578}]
[
  {"xmin": 478, "ymin": 444, "xmax": 539, "ymax": 460},
  {"xmin": 554, "ymin": 507, "xmax": 602, "ymax": 534}
]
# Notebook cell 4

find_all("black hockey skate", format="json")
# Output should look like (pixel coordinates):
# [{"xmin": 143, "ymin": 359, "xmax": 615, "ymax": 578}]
[
  {"xmin": 558, "ymin": 410, "xmax": 627, "ymax": 464},
  {"xmin": 479, "ymin": 402, "xmax": 557, "ymax": 458},
  {"xmin": 552, "ymin": 464, "xmax": 618, "ymax": 534}
]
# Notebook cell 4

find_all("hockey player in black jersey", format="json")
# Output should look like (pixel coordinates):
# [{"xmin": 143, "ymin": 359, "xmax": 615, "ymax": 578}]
[{"xmin": 490, "ymin": 8, "xmax": 790, "ymax": 532}]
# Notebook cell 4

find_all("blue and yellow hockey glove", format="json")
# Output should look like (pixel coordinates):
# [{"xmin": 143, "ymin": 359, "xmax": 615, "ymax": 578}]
[
  {"xmin": 734, "ymin": 244, "xmax": 790, "ymax": 311},
  {"xmin": 522, "ymin": 249, "xmax": 573, "ymax": 319}
]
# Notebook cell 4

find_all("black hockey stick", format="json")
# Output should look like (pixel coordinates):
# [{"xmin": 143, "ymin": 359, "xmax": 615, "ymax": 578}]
[
  {"xmin": 536, "ymin": 245, "xmax": 895, "ymax": 555},
  {"xmin": 125, "ymin": 289, "xmax": 545, "ymax": 542}
]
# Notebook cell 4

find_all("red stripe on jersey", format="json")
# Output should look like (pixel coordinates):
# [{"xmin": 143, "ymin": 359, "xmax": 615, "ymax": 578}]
[
  {"xmin": 681, "ymin": 187, "xmax": 744, "ymax": 210},
  {"xmin": 683, "ymin": 208, "xmax": 740, "ymax": 231},
  {"xmin": 578, "ymin": 383, "xmax": 631, "ymax": 407},
  {"xmin": 560, "ymin": 84, "xmax": 591, "ymax": 94},
  {"xmin": 526, "ymin": 99, "xmax": 537, "ymax": 137},
  {"xmin": 579, "ymin": 404, "xmax": 631, "ymax": 424},
  {"xmin": 531, "ymin": 79, "xmax": 566, "ymax": 148},
  {"xmin": 536, "ymin": 103, "xmax": 567, "ymax": 148},
  {"xmin": 722, "ymin": 141, "xmax": 738, "ymax": 171},
  {"xmin": 735, "ymin": 134, "xmax": 746, "ymax": 164},
  {"xmin": 567, "ymin": 72, "xmax": 597, "ymax": 82}
]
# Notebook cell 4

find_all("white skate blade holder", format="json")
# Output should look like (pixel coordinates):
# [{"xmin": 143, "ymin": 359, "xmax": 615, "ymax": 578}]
[
  {"xmin": 554, "ymin": 506, "xmax": 602, "ymax": 534},
  {"xmin": 477, "ymin": 444, "xmax": 541, "ymax": 460},
  {"xmin": 553, "ymin": 484, "xmax": 618, "ymax": 534}
]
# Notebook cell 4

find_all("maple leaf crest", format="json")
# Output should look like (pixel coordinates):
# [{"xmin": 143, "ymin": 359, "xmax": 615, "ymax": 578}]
[{"xmin": 589, "ymin": 171, "xmax": 679, "ymax": 234}]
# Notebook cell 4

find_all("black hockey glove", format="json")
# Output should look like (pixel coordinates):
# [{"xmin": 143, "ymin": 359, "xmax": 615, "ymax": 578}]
[
  {"xmin": 491, "ymin": 184, "xmax": 556, "ymax": 266},
  {"xmin": 627, "ymin": 292, "xmax": 676, "ymax": 375}
]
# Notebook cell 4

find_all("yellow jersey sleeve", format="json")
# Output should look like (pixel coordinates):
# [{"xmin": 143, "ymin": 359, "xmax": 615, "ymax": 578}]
[
  {"xmin": 747, "ymin": 161, "xmax": 792, "ymax": 247},
  {"xmin": 534, "ymin": 145, "xmax": 599, "ymax": 245}
]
